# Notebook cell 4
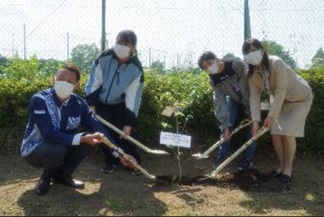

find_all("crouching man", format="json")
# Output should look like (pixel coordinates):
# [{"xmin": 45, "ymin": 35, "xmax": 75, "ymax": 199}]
[{"xmin": 20, "ymin": 63, "xmax": 136, "ymax": 196}]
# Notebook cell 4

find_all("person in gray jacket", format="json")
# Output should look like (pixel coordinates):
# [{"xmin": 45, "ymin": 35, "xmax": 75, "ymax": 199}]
[
  {"xmin": 198, "ymin": 51, "xmax": 256, "ymax": 171},
  {"xmin": 84, "ymin": 30, "xmax": 144, "ymax": 175}
]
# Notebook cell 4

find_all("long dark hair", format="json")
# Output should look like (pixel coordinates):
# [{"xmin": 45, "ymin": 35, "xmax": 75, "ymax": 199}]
[{"xmin": 242, "ymin": 38, "xmax": 270, "ymax": 77}]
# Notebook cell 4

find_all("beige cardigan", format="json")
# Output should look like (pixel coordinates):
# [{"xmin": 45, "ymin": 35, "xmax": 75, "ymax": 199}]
[{"xmin": 249, "ymin": 55, "xmax": 312, "ymax": 122}]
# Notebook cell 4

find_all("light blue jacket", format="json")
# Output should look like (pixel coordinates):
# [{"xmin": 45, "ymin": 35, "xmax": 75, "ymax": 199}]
[{"xmin": 84, "ymin": 49, "xmax": 144, "ymax": 126}]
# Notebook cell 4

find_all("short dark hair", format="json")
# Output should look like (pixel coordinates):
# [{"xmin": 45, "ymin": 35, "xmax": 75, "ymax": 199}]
[
  {"xmin": 62, "ymin": 63, "xmax": 81, "ymax": 82},
  {"xmin": 198, "ymin": 51, "xmax": 217, "ymax": 69},
  {"xmin": 116, "ymin": 30, "xmax": 137, "ymax": 46}
]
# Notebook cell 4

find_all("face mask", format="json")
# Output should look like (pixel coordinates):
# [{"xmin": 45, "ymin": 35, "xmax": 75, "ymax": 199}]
[
  {"xmin": 244, "ymin": 50, "xmax": 263, "ymax": 66},
  {"xmin": 207, "ymin": 61, "xmax": 219, "ymax": 74},
  {"xmin": 114, "ymin": 43, "xmax": 131, "ymax": 59},
  {"xmin": 54, "ymin": 81, "xmax": 74, "ymax": 100}
]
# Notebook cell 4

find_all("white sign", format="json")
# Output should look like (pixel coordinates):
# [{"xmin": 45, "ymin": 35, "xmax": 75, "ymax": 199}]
[{"xmin": 160, "ymin": 131, "xmax": 191, "ymax": 148}]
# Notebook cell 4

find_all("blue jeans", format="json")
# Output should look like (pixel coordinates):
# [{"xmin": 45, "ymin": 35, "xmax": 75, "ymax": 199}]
[{"xmin": 217, "ymin": 98, "xmax": 257, "ymax": 163}]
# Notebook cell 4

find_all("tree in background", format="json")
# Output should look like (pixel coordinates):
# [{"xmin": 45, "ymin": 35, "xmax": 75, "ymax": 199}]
[
  {"xmin": 38, "ymin": 58, "xmax": 64, "ymax": 77},
  {"xmin": 0, "ymin": 55, "xmax": 8, "ymax": 66},
  {"xmin": 2, "ymin": 54, "xmax": 38, "ymax": 80},
  {"xmin": 310, "ymin": 48, "xmax": 324, "ymax": 68},
  {"xmin": 71, "ymin": 43, "xmax": 100, "ymax": 73},
  {"xmin": 150, "ymin": 60, "xmax": 165, "ymax": 73},
  {"xmin": 261, "ymin": 40, "xmax": 297, "ymax": 69},
  {"xmin": 0, "ymin": 55, "xmax": 9, "ymax": 77}
]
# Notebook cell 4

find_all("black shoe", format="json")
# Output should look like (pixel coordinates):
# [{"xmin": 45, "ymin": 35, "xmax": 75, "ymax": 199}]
[
  {"xmin": 35, "ymin": 178, "xmax": 51, "ymax": 196},
  {"xmin": 269, "ymin": 170, "xmax": 282, "ymax": 178},
  {"xmin": 102, "ymin": 162, "xmax": 115, "ymax": 174},
  {"xmin": 278, "ymin": 174, "xmax": 292, "ymax": 183},
  {"xmin": 53, "ymin": 175, "xmax": 85, "ymax": 189}
]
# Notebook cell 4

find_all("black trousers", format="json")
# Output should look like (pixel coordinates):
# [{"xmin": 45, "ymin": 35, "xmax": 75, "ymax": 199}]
[
  {"xmin": 24, "ymin": 142, "xmax": 94, "ymax": 180},
  {"xmin": 96, "ymin": 102, "xmax": 141, "ymax": 165}
]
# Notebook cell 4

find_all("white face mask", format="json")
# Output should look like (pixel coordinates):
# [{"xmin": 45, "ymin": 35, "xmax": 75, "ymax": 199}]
[
  {"xmin": 207, "ymin": 61, "xmax": 219, "ymax": 75},
  {"xmin": 244, "ymin": 50, "xmax": 263, "ymax": 66},
  {"xmin": 114, "ymin": 43, "xmax": 131, "ymax": 59},
  {"xmin": 54, "ymin": 81, "xmax": 74, "ymax": 100}
]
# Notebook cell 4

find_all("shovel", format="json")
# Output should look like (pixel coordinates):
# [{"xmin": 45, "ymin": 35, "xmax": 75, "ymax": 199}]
[
  {"xmin": 100, "ymin": 134, "xmax": 166, "ymax": 181},
  {"xmin": 99, "ymin": 134, "xmax": 208, "ymax": 185},
  {"xmin": 163, "ymin": 126, "xmax": 270, "ymax": 185},
  {"xmin": 96, "ymin": 114, "xmax": 170, "ymax": 156},
  {"xmin": 192, "ymin": 119, "xmax": 252, "ymax": 159},
  {"xmin": 205, "ymin": 126, "xmax": 270, "ymax": 179}
]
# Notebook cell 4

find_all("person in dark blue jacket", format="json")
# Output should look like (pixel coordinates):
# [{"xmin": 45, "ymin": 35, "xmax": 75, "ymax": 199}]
[
  {"xmin": 84, "ymin": 30, "xmax": 144, "ymax": 174},
  {"xmin": 20, "ymin": 63, "xmax": 135, "ymax": 196}
]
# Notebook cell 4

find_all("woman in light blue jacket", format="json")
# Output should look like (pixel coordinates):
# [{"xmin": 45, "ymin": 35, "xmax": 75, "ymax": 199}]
[{"xmin": 85, "ymin": 30, "xmax": 144, "ymax": 175}]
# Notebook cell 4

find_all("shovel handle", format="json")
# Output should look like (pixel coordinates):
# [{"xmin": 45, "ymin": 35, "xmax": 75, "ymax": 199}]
[
  {"xmin": 193, "ymin": 119, "xmax": 253, "ymax": 158},
  {"xmin": 208, "ymin": 126, "xmax": 270, "ymax": 178},
  {"xmin": 96, "ymin": 114, "xmax": 169, "ymax": 155},
  {"xmin": 100, "ymin": 134, "xmax": 156, "ymax": 180}
]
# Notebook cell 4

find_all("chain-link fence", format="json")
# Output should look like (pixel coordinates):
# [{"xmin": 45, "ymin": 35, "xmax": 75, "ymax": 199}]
[{"xmin": 0, "ymin": 0, "xmax": 323, "ymax": 70}]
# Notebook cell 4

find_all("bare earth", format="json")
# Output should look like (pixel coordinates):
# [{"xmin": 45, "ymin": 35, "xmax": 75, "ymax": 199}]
[{"xmin": 1, "ymin": 142, "xmax": 324, "ymax": 216}]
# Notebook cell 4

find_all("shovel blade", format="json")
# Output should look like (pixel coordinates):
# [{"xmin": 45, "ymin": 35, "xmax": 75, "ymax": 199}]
[{"xmin": 191, "ymin": 153, "xmax": 209, "ymax": 159}]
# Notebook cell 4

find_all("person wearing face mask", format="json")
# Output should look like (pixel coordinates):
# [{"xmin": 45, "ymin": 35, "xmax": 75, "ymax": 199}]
[
  {"xmin": 242, "ymin": 38, "xmax": 313, "ymax": 183},
  {"xmin": 197, "ymin": 51, "xmax": 257, "ymax": 171},
  {"xmin": 84, "ymin": 30, "xmax": 144, "ymax": 175},
  {"xmin": 20, "ymin": 63, "xmax": 136, "ymax": 196}
]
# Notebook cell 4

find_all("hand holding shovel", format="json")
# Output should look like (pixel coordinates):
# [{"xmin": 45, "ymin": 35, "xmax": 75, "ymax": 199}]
[
  {"xmin": 96, "ymin": 114, "xmax": 170, "ymax": 156},
  {"xmin": 192, "ymin": 119, "xmax": 252, "ymax": 159}
]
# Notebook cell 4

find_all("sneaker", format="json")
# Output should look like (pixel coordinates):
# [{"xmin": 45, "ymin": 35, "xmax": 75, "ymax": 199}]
[
  {"xmin": 237, "ymin": 158, "xmax": 253, "ymax": 171},
  {"xmin": 102, "ymin": 163, "xmax": 115, "ymax": 174}
]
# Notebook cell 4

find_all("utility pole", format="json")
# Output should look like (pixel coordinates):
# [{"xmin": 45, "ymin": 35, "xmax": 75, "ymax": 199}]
[
  {"xmin": 244, "ymin": 0, "xmax": 251, "ymax": 40},
  {"xmin": 67, "ymin": 32, "xmax": 70, "ymax": 60},
  {"xmin": 12, "ymin": 33, "xmax": 15, "ymax": 56},
  {"xmin": 101, "ymin": 0, "xmax": 106, "ymax": 52},
  {"xmin": 23, "ymin": 24, "xmax": 26, "ymax": 59},
  {"xmin": 149, "ymin": 48, "xmax": 151, "ymax": 68}
]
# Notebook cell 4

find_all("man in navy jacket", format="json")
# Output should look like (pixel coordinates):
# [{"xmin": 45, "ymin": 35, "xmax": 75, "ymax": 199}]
[{"xmin": 20, "ymin": 63, "xmax": 134, "ymax": 196}]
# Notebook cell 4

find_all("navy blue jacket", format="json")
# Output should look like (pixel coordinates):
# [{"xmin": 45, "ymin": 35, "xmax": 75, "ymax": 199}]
[{"xmin": 21, "ymin": 88, "xmax": 117, "ymax": 157}]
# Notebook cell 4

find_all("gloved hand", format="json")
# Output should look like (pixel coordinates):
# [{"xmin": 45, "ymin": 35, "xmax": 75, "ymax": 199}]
[{"xmin": 118, "ymin": 154, "xmax": 137, "ymax": 170}]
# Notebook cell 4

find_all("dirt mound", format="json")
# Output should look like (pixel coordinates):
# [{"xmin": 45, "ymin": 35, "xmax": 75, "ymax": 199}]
[{"xmin": 152, "ymin": 168, "xmax": 290, "ymax": 193}]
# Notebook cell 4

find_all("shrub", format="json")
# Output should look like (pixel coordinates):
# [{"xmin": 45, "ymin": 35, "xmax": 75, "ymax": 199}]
[{"xmin": 0, "ymin": 67, "xmax": 323, "ymax": 156}]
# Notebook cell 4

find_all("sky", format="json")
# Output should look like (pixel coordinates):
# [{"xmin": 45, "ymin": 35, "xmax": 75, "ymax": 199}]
[{"xmin": 0, "ymin": 0, "xmax": 323, "ymax": 69}]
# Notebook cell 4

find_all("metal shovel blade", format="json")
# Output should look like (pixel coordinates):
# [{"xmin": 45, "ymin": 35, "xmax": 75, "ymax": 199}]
[{"xmin": 191, "ymin": 153, "xmax": 209, "ymax": 159}]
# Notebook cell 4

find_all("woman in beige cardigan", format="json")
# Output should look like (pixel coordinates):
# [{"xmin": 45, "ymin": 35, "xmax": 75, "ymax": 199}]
[{"xmin": 242, "ymin": 38, "xmax": 313, "ymax": 183}]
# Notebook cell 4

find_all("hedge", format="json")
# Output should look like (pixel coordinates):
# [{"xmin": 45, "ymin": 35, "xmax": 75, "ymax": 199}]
[{"xmin": 0, "ymin": 68, "xmax": 323, "ymax": 155}]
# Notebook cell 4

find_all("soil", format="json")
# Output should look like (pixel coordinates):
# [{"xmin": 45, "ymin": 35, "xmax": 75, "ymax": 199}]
[{"xmin": 1, "ymin": 139, "xmax": 324, "ymax": 216}]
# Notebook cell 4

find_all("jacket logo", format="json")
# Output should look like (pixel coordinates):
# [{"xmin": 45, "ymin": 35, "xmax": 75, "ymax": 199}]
[{"xmin": 34, "ymin": 110, "xmax": 45, "ymax": 114}]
